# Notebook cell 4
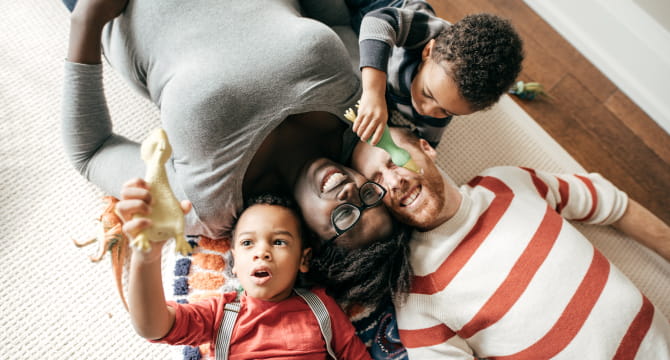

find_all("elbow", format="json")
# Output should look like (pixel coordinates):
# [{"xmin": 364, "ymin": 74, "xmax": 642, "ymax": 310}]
[
  {"xmin": 131, "ymin": 320, "xmax": 170, "ymax": 341},
  {"xmin": 63, "ymin": 149, "xmax": 94, "ymax": 178},
  {"xmin": 129, "ymin": 304, "xmax": 175, "ymax": 341}
]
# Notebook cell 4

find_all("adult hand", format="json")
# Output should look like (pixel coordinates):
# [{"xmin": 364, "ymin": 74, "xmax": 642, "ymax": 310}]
[{"xmin": 612, "ymin": 199, "xmax": 670, "ymax": 263}]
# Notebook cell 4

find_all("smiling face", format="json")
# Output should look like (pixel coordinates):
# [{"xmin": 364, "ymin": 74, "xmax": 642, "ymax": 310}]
[
  {"xmin": 231, "ymin": 204, "xmax": 310, "ymax": 302},
  {"xmin": 410, "ymin": 39, "xmax": 474, "ymax": 119},
  {"xmin": 351, "ymin": 128, "xmax": 458, "ymax": 231},
  {"xmin": 293, "ymin": 158, "xmax": 393, "ymax": 249}
]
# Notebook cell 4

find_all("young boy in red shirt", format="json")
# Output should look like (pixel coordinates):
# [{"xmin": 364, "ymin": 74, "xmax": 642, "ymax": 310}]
[{"xmin": 117, "ymin": 178, "xmax": 372, "ymax": 359}]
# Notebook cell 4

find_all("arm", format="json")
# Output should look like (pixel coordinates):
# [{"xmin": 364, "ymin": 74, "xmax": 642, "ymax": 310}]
[
  {"xmin": 358, "ymin": 1, "xmax": 445, "ymax": 72},
  {"xmin": 612, "ymin": 199, "xmax": 670, "ymax": 262},
  {"xmin": 117, "ymin": 178, "xmax": 192, "ymax": 339},
  {"xmin": 62, "ymin": 0, "xmax": 148, "ymax": 197},
  {"xmin": 517, "ymin": 167, "xmax": 670, "ymax": 262},
  {"xmin": 128, "ymin": 235, "xmax": 176, "ymax": 340},
  {"xmin": 353, "ymin": 67, "xmax": 389, "ymax": 146}
]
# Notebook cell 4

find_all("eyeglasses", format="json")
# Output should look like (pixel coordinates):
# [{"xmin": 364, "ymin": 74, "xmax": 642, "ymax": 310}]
[{"xmin": 327, "ymin": 181, "xmax": 387, "ymax": 244}]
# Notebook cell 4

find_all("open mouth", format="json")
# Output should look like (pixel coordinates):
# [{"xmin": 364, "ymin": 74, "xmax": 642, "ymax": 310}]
[
  {"xmin": 400, "ymin": 186, "xmax": 421, "ymax": 207},
  {"xmin": 321, "ymin": 169, "xmax": 347, "ymax": 193},
  {"xmin": 250, "ymin": 267, "xmax": 272, "ymax": 285}
]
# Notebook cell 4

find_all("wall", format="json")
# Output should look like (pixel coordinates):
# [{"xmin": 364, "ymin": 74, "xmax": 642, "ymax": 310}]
[
  {"xmin": 524, "ymin": 0, "xmax": 670, "ymax": 134},
  {"xmin": 635, "ymin": 0, "xmax": 670, "ymax": 32}
]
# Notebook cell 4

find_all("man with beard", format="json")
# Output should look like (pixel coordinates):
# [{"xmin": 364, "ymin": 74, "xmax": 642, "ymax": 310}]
[{"xmin": 332, "ymin": 126, "xmax": 670, "ymax": 358}]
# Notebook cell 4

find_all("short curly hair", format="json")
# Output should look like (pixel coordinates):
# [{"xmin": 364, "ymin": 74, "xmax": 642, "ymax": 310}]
[
  {"xmin": 232, "ymin": 193, "xmax": 313, "ymax": 250},
  {"xmin": 431, "ymin": 13, "xmax": 524, "ymax": 111}
]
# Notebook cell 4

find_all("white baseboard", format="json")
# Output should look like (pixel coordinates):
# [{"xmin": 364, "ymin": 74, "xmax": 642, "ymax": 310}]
[{"xmin": 523, "ymin": 0, "xmax": 670, "ymax": 134}]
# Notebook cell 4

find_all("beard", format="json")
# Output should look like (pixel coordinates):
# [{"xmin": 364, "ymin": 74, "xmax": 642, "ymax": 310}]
[{"xmin": 395, "ymin": 166, "xmax": 446, "ymax": 231}]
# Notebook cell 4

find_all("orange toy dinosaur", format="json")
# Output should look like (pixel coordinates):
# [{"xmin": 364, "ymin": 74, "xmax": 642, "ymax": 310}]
[{"xmin": 73, "ymin": 195, "xmax": 129, "ymax": 310}]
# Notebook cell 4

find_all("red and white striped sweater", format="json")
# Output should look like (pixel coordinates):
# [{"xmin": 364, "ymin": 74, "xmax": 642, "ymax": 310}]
[{"xmin": 396, "ymin": 166, "xmax": 670, "ymax": 359}]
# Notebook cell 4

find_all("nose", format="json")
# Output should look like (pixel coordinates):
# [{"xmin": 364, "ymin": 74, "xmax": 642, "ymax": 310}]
[
  {"xmin": 383, "ymin": 168, "xmax": 404, "ymax": 191},
  {"xmin": 253, "ymin": 242, "xmax": 272, "ymax": 261},
  {"xmin": 336, "ymin": 181, "xmax": 358, "ymax": 203}
]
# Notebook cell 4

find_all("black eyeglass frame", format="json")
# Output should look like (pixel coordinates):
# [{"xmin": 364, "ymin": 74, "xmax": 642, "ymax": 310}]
[{"xmin": 326, "ymin": 181, "xmax": 387, "ymax": 245}]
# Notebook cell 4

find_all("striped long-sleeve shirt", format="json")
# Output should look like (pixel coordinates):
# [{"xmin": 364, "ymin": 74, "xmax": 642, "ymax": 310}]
[
  {"xmin": 358, "ymin": 0, "xmax": 452, "ymax": 147},
  {"xmin": 395, "ymin": 166, "xmax": 670, "ymax": 359}
]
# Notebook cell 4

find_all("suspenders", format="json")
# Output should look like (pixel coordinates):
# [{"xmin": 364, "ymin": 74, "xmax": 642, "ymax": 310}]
[
  {"xmin": 215, "ymin": 289, "xmax": 337, "ymax": 360},
  {"xmin": 214, "ymin": 302, "xmax": 241, "ymax": 360},
  {"xmin": 293, "ymin": 288, "xmax": 336, "ymax": 359}
]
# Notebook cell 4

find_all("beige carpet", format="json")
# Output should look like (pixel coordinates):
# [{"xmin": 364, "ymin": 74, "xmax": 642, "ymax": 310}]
[{"xmin": 1, "ymin": 1, "xmax": 668, "ymax": 359}]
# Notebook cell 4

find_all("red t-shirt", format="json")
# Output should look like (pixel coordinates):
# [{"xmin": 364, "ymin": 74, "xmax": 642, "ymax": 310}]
[{"xmin": 153, "ymin": 288, "xmax": 371, "ymax": 360}]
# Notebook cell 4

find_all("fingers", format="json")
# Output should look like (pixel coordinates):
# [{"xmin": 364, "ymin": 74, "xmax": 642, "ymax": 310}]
[
  {"xmin": 122, "ymin": 217, "xmax": 152, "ymax": 240},
  {"xmin": 116, "ymin": 178, "xmax": 152, "ymax": 222},
  {"xmin": 358, "ymin": 119, "xmax": 375, "ymax": 143},
  {"xmin": 355, "ymin": 114, "xmax": 386, "ymax": 145},
  {"xmin": 180, "ymin": 200, "xmax": 192, "ymax": 215},
  {"xmin": 369, "ymin": 124, "xmax": 385, "ymax": 146}
]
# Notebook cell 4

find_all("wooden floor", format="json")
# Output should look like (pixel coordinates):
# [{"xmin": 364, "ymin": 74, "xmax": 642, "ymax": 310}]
[{"xmin": 431, "ymin": 0, "xmax": 670, "ymax": 225}]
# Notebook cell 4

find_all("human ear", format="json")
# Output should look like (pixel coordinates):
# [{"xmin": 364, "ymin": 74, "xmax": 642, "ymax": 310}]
[
  {"xmin": 299, "ymin": 248, "xmax": 312, "ymax": 273},
  {"xmin": 419, "ymin": 138, "xmax": 437, "ymax": 159},
  {"xmin": 422, "ymin": 39, "xmax": 436, "ymax": 60}
]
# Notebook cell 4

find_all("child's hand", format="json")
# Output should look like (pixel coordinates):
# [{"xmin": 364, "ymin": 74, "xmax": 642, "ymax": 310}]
[
  {"xmin": 352, "ymin": 94, "xmax": 388, "ymax": 146},
  {"xmin": 115, "ymin": 178, "xmax": 191, "ymax": 258}
]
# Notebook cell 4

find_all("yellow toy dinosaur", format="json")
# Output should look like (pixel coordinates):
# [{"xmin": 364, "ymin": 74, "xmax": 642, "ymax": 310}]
[{"xmin": 133, "ymin": 128, "xmax": 192, "ymax": 255}]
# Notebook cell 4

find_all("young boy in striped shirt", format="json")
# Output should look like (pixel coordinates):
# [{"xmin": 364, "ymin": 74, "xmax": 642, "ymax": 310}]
[{"xmin": 350, "ymin": 1, "xmax": 523, "ymax": 147}]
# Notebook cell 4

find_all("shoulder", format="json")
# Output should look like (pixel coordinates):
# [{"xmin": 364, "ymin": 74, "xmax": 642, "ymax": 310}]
[
  {"xmin": 309, "ymin": 287, "xmax": 333, "ymax": 301},
  {"xmin": 403, "ymin": 0, "xmax": 437, "ymax": 16},
  {"xmin": 469, "ymin": 166, "xmax": 529, "ymax": 187},
  {"xmin": 304, "ymin": 287, "xmax": 343, "ymax": 312}
]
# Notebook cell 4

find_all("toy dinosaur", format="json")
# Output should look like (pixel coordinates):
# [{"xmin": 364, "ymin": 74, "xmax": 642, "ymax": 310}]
[
  {"xmin": 72, "ymin": 195, "xmax": 129, "ymax": 310},
  {"xmin": 133, "ymin": 128, "xmax": 192, "ymax": 255},
  {"xmin": 508, "ymin": 80, "xmax": 550, "ymax": 100}
]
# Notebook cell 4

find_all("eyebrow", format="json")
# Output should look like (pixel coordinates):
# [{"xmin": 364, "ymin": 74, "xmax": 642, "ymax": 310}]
[{"xmin": 236, "ymin": 230, "xmax": 295, "ymax": 238}]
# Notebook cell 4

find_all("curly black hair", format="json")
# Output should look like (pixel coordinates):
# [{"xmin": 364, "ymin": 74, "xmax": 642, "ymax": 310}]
[
  {"xmin": 432, "ymin": 13, "xmax": 524, "ymax": 111},
  {"xmin": 233, "ymin": 193, "xmax": 313, "ymax": 250},
  {"xmin": 307, "ymin": 221, "xmax": 414, "ymax": 308}
]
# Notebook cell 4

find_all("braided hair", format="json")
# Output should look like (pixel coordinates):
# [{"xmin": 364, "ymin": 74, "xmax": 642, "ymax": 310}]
[{"xmin": 308, "ymin": 221, "xmax": 414, "ymax": 307}]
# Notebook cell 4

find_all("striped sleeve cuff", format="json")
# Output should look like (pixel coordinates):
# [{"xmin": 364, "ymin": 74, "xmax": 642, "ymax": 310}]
[{"xmin": 359, "ymin": 39, "xmax": 391, "ymax": 72}]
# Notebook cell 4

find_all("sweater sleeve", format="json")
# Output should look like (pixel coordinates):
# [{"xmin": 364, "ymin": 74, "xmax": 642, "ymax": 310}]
[
  {"xmin": 313, "ymin": 288, "xmax": 372, "ymax": 360},
  {"xmin": 519, "ymin": 167, "xmax": 629, "ymax": 225},
  {"xmin": 61, "ymin": 61, "xmax": 147, "ymax": 197},
  {"xmin": 358, "ymin": 1, "xmax": 446, "ymax": 72}
]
